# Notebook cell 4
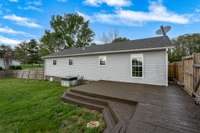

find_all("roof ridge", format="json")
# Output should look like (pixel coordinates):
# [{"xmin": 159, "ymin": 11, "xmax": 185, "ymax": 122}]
[{"xmin": 43, "ymin": 36, "xmax": 172, "ymax": 59}]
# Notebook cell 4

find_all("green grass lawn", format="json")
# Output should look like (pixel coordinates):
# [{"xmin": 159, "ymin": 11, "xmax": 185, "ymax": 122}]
[
  {"xmin": 0, "ymin": 79, "xmax": 105, "ymax": 133},
  {"xmin": 21, "ymin": 64, "xmax": 43, "ymax": 70}
]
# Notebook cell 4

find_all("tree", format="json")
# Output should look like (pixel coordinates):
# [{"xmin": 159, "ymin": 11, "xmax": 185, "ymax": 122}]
[
  {"xmin": 27, "ymin": 39, "xmax": 41, "ymax": 64},
  {"xmin": 40, "ymin": 30, "xmax": 64, "ymax": 55},
  {"xmin": 15, "ymin": 42, "xmax": 29, "ymax": 64},
  {"xmin": 15, "ymin": 39, "xmax": 41, "ymax": 64},
  {"xmin": 0, "ymin": 45, "xmax": 13, "ymax": 69},
  {"xmin": 168, "ymin": 33, "xmax": 200, "ymax": 62},
  {"xmin": 41, "ymin": 13, "xmax": 94, "ymax": 51},
  {"xmin": 100, "ymin": 30, "xmax": 119, "ymax": 44},
  {"xmin": 112, "ymin": 37, "xmax": 130, "ymax": 43}
]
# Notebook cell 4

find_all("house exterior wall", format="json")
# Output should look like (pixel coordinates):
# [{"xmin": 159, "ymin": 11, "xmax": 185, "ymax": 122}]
[
  {"xmin": 0, "ymin": 59, "xmax": 21, "ymax": 68},
  {"xmin": 0, "ymin": 60, "xmax": 4, "ymax": 68},
  {"xmin": 44, "ymin": 50, "xmax": 168, "ymax": 86},
  {"xmin": 11, "ymin": 60, "xmax": 21, "ymax": 66}
]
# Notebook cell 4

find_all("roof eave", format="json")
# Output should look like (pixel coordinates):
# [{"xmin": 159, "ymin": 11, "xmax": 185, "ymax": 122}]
[{"xmin": 42, "ymin": 46, "xmax": 173, "ymax": 59}]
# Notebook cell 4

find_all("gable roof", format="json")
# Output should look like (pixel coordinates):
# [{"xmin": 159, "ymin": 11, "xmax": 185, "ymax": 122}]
[{"xmin": 43, "ymin": 36, "xmax": 173, "ymax": 59}]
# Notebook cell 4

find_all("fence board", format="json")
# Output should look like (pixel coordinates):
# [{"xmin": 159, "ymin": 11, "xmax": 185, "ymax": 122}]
[
  {"xmin": 183, "ymin": 56, "xmax": 194, "ymax": 95},
  {"xmin": 193, "ymin": 53, "xmax": 200, "ymax": 95},
  {"xmin": 168, "ymin": 61, "xmax": 184, "ymax": 85}
]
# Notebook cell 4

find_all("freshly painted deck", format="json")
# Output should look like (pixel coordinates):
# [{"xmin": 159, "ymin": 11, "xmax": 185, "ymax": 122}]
[{"xmin": 63, "ymin": 81, "xmax": 200, "ymax": 133}]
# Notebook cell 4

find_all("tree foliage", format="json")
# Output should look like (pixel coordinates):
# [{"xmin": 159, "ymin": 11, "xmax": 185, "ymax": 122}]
[
  {"xmin": 112, "ymin": 37, "xmax": 130, "ymax": 43},
  {"xmin": 0, "ymin": 45, "xmax": 13, "ymax": 69},
  {"xmin": 100, "ymin": 30, "xmax": 119, "ymax": 44},
  {"xmin": 0, "ymin": 45, "xmax": 12, "ymax": 58},
  {"xmin": 15, "ymin": 39, "xmax": 41, "ymax": 64},
  {"xmin": 169, "ymin": 33, "xmax": 200, "ymax": 62},
  {"xmin": 40, "ymin": 13, "xmax": 94, "ymax": 55},
  {"xmin": 40, "ymin": 30, "xmax": 63, "ymax": 55}
]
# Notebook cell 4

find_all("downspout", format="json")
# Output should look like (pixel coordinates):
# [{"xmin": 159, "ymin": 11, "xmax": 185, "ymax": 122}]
[{"xmin": 166, "ymin": 48, "xmax": 168, "ymax": 87}]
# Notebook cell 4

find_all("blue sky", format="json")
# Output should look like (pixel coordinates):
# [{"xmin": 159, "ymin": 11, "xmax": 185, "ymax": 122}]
[{"xmin": 0, "ymin": 0, "xmax": 200, "ymax": 46}]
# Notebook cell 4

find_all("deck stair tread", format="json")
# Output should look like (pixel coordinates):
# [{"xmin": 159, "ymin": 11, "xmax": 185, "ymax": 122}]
[
  {"xmin": 71, "ymin": 89, "xmax": 136, "ymax": 105},
  {"xmin": 62, "ymin": 94, "xmax": 103, "ymax": 111},
  {"xmin": 65, "ymin": 91, "xmax": 108, "ymax": 106}
]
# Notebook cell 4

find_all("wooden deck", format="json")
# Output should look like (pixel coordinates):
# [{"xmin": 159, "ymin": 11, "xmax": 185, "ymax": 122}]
[{"xmin": 64, "ymin": 81, "xmax": 200, "ymax": 133}]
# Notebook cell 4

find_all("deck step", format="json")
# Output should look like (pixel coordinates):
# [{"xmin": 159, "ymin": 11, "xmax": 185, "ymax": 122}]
[
  {"xmin": 66, "ymin": 91, "xmax": 108, "ymax": 107},
  {"xmin": 65, "ymin": 91, "xmax": 119, "ymax": 123},
  {"xmin": 62, "ymin": 94, "xmax": 117, "ymax": 132},
  {"xmin": 62, "ymin": 95, "xmax": 103, "ymax": 112},
  {"xmin": 62, "ymin": 90, "xmax": 137, "ymax": 133},
  {"xmin": 71, "ymin": 89, "xmax": 136, "ymax": 105},
  {"xmin": 69, "ymin": 90, "xmax": 136, "ymax": 122}
]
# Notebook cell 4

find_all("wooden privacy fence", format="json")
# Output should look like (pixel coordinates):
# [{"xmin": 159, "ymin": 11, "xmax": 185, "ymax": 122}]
[
  {"xmin": 0, "ymin": 69, "xmax": 44, "ymax": 80},
  {"xmin": 169, "ymin": 53, "xmax": 200, "ymax": 96},
  {"xmin": 13, "ymin": 69, "xmax": 44, "ymax": 80},
  {"xmin": 168, "ymin": 61, "xmax": 184, "ymax": 85},
  {"xmin": 0, "ymin": 71, "xmax": 13, "ymax": 78}
]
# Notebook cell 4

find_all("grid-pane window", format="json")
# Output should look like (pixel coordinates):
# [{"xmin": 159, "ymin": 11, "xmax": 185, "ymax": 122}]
[
  {"xmin": 99, "ymin": 56, "xmax": 106, "ymax": 65},
  {"xmin": 69, "ymin": 59, "xmax": 73, "ymax": 65},
  {"xmin": 131, "ymin": 55, "xmax": 143, "ymax": 77},
  {"xmin": 53, "ymin": 60, "xmax": 56, "ymax": 65}
]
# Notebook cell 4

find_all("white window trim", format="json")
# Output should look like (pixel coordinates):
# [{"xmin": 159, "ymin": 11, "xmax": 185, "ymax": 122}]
[
  {"xmin": 130, "ymin": 54, "xmax": 144, "ymax": 78},
  {"xmin": 99, "ymin": 56, "xmax": 107, "ymax": 66}
]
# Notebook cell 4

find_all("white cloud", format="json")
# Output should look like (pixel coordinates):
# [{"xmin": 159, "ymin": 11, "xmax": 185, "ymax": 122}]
[
  {"xmin": 0, "ymin": 26, "xmax": 33, "ymax": 37},
  {"xmin": 18, "ymin": 0, "xmax": 43, "ymax": 12},
  {"xmin": 84, "ymin": 0, "xmax": 131, "ymax": 7},
  {"xmin": 0, "ymin": 35, "xmax": 21, "ymax": 45},
  {"xmin": 9, "ymin": 0, "xmax": 18, "ymax": 3},
  {"xmin": 94, "ymin": 39, "xmax": 104, "ymax": 44},
  {"xmin": 188, "ymin": 8, "xmax": 200, "ymax": 22},
  {"xmin": 77, "ymin": 11, "xmax": 91, "ymax": 21},
  {"xmin": 3, "ymin": 14, "xmax": 42, "ymax": 28},
  {"xmin": 81, "ymin": 1, "xmax": 189, "ymax": 26},
  {"xmin": 18, "ymin": 5, "xmax": 43, "ymax": 12},
  {"xmin": 27, "ymin": 0, "xmax": 42, "ymax": 6}
]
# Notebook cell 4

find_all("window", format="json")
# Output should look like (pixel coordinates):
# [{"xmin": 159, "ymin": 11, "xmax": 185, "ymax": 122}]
[
  {"xmin": 69, "ymin": 59, "xmax": 73, "ymax": 65},
  {"xmin": 53, "ymin": 60, "xmax": 57, "ymax": 65},
  {"xmin": 131, "ymin": 54, "xmax": 143, "ymax": 78},
  {"xmin": 99, "ymin": 56, "xmax": 106, "ymax": 65}
]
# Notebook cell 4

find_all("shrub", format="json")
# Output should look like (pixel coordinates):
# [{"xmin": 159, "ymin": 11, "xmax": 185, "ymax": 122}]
[
  {"xmin": 15, "ymin": 66, "xmax": 22, "ymax": 70},
  {"xmin": 9, "ymin": 65, "xmax": 22, "ymax": 70},
  {"xmin": 0, "ymin": 67, "xmax": 3, "ymax": 71}
]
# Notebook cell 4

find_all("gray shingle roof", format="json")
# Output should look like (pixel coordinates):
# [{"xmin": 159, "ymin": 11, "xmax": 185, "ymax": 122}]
[{"xmin": 43, "ymin": 36, "xmax": 172, "ymax": 58}]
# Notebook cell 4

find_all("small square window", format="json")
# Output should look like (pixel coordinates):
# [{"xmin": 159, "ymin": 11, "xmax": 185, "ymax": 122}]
[
  {"xmin": 53, "ymin": 60, "xmax": 56, "ymax": 65},
  {"xmin": 99, "ymin": 56, "xmax": 106, "ymax": 65},
  {"xmin": 69, "ymin": 59, "xmax": 73, "ymax": 65}
]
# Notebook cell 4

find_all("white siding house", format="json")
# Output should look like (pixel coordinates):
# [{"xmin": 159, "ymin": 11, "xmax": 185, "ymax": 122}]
[
  {"xmin": 43, "ymin": 36, "xmax": 173, "ymax": 86},
  {"xmin": 0, "ymin": 59, "xmax": 21, "ymax": 69}
]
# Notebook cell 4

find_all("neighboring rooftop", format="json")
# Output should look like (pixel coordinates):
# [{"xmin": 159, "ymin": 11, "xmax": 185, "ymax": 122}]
[{"xmin": 43, "ymin": 36, "xmax": 173, "ymax": 58}]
